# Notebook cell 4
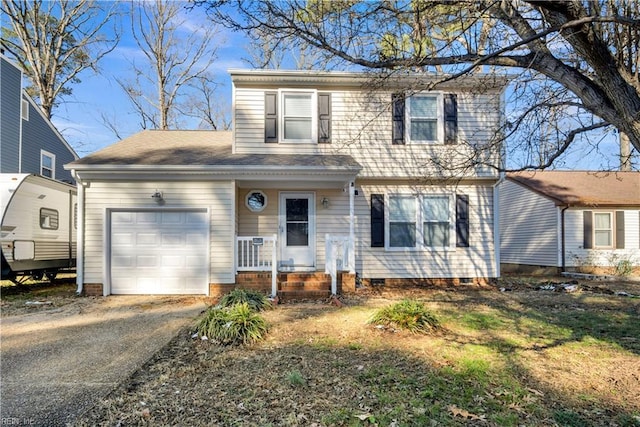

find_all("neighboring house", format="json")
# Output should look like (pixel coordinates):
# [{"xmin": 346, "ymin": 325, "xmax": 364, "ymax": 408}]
[
  {"xmin": 65, "ymin": 70, "xmax": 508, "ymax": 297},
  {"xmin": 500, "ymin": 171, "xmax": 640, "ymax": 275},
  {"xmin": 1, "ymin": 54, "xmax": 78, "ymax": 183}
]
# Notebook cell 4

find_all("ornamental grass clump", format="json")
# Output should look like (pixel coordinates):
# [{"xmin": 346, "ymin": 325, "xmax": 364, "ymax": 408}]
[
  {"xmin": 217, "ymin": 288, "xmax": 272, "ymax": 312},
  {"xmin": 369, "ymin": 299, "xmax": 441, "ymax": 334},
  {"xmin": 196, "ymin": 302, "xmax": 269, "ymax": 346}
]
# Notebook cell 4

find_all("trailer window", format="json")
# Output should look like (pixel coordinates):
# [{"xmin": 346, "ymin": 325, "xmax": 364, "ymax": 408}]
[{"xmin": 40, "ymin": 208, "xmax": 59, "ymax": 230}]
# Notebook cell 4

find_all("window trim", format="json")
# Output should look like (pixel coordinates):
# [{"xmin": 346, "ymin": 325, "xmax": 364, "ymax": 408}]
[
  {"xmin": 278, "ymin": 89, "xmax": 318, "ymax": 144},
  {"xmin": 385, "ymin": 193, "xmax": 454, "ymax": 251},
  {"xmin": 405, "ymin": 92, "xmax": 444, "ymax": 144},
  {"xmin": 245, "ymin": 190, "xmax": 268, "ymax": 213},
  {"xmin": 593, "ymin": 211, "xmax": 614, "ymax": 249},
  {"xmin": 40, "ymin": 208, "xmax": 59, "ymax": 230},
  {"xmin": 40, "ymin": 149, "xmax": 55, "ymax": 179}
]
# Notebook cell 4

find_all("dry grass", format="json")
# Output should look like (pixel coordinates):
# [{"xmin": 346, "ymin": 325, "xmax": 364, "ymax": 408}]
[{"xmin": 70, "ymin": 278, "xmax": 640, "ymax": 427}]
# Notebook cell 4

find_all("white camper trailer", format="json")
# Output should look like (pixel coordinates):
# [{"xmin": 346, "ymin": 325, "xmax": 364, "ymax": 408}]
[{"xmin": 0, "ymin": 174, "xmax": 77, "ymax": 283}]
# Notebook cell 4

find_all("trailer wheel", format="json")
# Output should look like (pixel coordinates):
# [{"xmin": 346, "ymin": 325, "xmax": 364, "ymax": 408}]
[{"xmin": 44, "ymin": 270, "xmax": 58, "ymax": 282}]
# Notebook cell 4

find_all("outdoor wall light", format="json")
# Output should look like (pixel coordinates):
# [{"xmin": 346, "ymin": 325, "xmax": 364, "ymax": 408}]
[
  {"xmin": 151, "ymin": 190, "xmax": 164, "ymax": 203},
  {"xmin": 321, "ymin": 196, "xmax": 329, "ymax": 209}
]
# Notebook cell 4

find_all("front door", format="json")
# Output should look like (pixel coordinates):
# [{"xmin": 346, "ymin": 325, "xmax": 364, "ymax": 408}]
[{"xmin": 279, "ymin": 192, "xmax": 315, "ymax": 270}]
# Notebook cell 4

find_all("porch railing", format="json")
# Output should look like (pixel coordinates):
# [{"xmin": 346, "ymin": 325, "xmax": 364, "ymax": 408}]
[
  {"xmin": 325, "ymin": 234, "xmax": 354, "ymax": 295},
  {"xmin": 236, "ymin": 235, "xmax": 277, "ymax": 271},
  {"xmin": 236, "ymin": 234, "xmax": 278, "ymax": 297}
]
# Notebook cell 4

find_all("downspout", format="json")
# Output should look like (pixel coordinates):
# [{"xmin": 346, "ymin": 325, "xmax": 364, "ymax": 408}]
[
  {"xmin": 349, "ymin": 180, "xmax": 355, "ymax": 274},
  {"xmin": 72, "ymin": 170, "xmax": 84, "ymax": 295},
  {"xmin": 493, "ymin": 173, "xmax": 506, "ymax": 279},
  {"xmin": 560, "ymin": 206, "xmax": 569, "ymax": 272}
]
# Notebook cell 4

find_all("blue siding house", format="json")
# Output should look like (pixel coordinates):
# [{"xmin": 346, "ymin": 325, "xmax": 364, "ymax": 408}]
[{"xmin": 1, "ymin": 54, "xmax": 78, "ymax": 183}]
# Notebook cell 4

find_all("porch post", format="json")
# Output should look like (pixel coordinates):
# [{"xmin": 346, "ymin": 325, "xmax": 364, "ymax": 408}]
[
  {"xmin": 349, "ymin": 180, "xmax": 356, "ymax": 273},
  {"xmin": 271, "ymin": 234, "xmax": 277, "ymax": 297}
]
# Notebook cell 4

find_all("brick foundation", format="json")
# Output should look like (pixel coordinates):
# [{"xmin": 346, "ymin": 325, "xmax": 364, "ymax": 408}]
[
  {"xmin": 360, "ymin": 277, "xmax": 495, "ymax": 288},
  {"xmin": 83, "ymin": 283, "xmax": 103, "ymax": 296}
]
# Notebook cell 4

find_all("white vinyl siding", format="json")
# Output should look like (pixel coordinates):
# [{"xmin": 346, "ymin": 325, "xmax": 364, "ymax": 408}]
[
  {"xmin": 499, "ymin": 179, "xmax": 560, "ymax": 267},
  {"xmin": 233, "ymin": 87, "xmax": 502, "ymax": 179},
  {"xmin": 565, "ymin": 209, "xmax": 640, "ymax": 268},
  {"xmin": 81, "ymin": 181, "xmax": 235, "ymax": 290},
  {"xmin": 356, "ymin": 182, "xmax": 497, "ymax": 279}
]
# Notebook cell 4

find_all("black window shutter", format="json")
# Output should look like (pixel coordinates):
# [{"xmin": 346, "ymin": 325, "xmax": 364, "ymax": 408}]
[
  {"xmin": 392, "ymin": 93, "xmax": 405, "ymax": 145},
  {"xmin": 583, "ymin": 211, "xmax": 593, "ymax": 249},
  {"xmin": 264, "ymin": 91, "xmax": 278, "ymax": 143},
  {"xmin": 444, "ymin": 93, "xmax": 458, "ymax": 145},
  {"xmin": 371, "ymin": 194, "xmax": 385, "ymax": 247},
  {"xmin": 615, "ymin": 211, "xmax": 625, "ymax": 249},
  {"xmin": 456, "ymin": 194, "xmax": 469, "ymax": 247},
  {"xmin": 318, "ymin": 93, "xmax": 331, "ymax": 143}
]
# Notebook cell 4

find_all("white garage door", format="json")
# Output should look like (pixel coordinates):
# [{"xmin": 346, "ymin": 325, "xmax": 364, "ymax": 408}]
[{"xmin": 110, "ymin": 210, "xmax": 209, "ymax": 294}]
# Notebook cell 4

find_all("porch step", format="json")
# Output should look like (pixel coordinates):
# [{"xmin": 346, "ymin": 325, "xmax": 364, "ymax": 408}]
[
  {"xmin": 277, "ymin": 272, "xmax": 332, "ymax": 301},
  {"xmin": 277, "ymin": 290, "xmax": 331, "ymax": 302}
]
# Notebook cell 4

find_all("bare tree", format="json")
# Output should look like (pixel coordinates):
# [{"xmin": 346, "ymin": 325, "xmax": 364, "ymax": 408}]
[
  {"xmin": 199, "ymin": 0, "xmax": 640, "ymax": 170},
  {"xmin": 181, "ymin": 74, "xmax": 231, "ymax": 130},
  {"xmin": 117, "ymin": 0, "xmax": 221, "ymax": 131},
  {"xmin": 1, "ymin": 0, "xmax": 119, "ymax": 119}
]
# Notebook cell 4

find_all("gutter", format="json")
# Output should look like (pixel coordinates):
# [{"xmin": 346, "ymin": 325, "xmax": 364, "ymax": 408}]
[{"xmin": 71, "ymin": 170, "xmax": 84, "ymax": 295}]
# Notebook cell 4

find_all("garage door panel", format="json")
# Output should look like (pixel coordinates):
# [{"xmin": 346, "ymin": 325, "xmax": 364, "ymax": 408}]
[
  {"xmin": 136, "ymin": 212, "xmax": 159, "ymax": 224},
  {"xmin": 110, "ymin": 209, "xmax": 208, "ymax": 295},
  {"xmin": 161, "ymin": 255, "xmax": 184, "ymax": 268},
  {"xmin": 137, "ymin": 232, "xmax": 159, "ymax": 245},
  {"xmin": 161, "ymin": 233, "xmax": 185, "ymax": 246},
  {"xmin": 186, "ymin": 255, "xmax": 207, "ymax": 269},
  {"xmin": 112, "ymin": 232, "xmax": 134, "ymax": 246}
]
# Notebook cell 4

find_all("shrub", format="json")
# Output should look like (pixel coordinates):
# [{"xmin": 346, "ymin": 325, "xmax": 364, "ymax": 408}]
[
  {"xmin": 217, "ymin": 288, "xmax": 272, "ymax": 312},
  {"xmin": 196, "ymin": 303, "xmax": 268, "ymax": 346},
  {"xmin": 369, "ymin": 299, "xmax": 441, "ymax": 334}
]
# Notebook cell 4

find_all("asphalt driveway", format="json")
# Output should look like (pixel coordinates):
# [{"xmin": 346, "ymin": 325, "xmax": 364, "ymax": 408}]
[{"xmin": 0, "ymin": 295, "xmax": 208, "ymax": 426}]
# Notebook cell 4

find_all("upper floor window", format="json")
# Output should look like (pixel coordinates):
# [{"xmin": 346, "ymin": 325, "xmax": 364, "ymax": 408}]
[
  {"xmin": 265, "ymin": 90, "xmax": 331, "ymax": 144},
  {"xmin": 21, "ymin": 99, "xmax": 29, "ymax": 121},
  {"xmin": 408, "ymin": 95, "xmax": 441, "ymax": 143},
  {"xmin": 282, "ymin": 91, "xmax": 315, "ymax": 142},
  {"xmin": 40, "ymin": 150, "xmax": 55, "ymax": 178},
  {"xmin": 392, "ymin": 92, "xmax": 457, "ymax": 145}
]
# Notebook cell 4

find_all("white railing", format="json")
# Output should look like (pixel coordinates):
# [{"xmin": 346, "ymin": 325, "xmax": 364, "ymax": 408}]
[
  {"xmin": 325, "ymin": 234, "xmax": 354, "ymax": 295},
  {"xmin": 236, "ymin": 234, "xmax": 278, "ymax": 297},
  {"xmin": 236, "ymin": 235, "xmax": 277, "ymax": 271}
]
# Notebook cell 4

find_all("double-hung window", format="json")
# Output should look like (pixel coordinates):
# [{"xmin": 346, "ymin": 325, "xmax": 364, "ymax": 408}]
[
  {"xmin": 409, "ymin": 95, "xmax": 440, "ymax": 143},
  {"xmin": 388, "ymin": 194, "xmax": 452, "ymax": 249},
  {"xmin": 593, "ymin": 212, "xmax": 613, "ymax": 247},
  {"xmin": 281, "ymin": 90, "xmax": 317, "ymax": 143},
  {"xmin": 422, "ymin": 196, "xmax": 450, "ymax": 247},
  {"xmin": 40, "ymin": 150, "xmax": 55, "ymax": 179},
  {"xmin": 389, "ymin": 195, "xmax": 417, "ymax": 248}
]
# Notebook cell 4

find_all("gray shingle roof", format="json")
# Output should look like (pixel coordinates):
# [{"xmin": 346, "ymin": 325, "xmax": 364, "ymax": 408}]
[{"xmin": 67, "ymin": 130, "xmax": 361, "ymax": 170}]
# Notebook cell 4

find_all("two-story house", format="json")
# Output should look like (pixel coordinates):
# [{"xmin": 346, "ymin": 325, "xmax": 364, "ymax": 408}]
[
  {"xmin": 1, "ymin": 54, "xmax": 78, "ymax": 183},
  {"xmin": 65, "ymin": 70, "xmax": 508, "ymax": 297}
]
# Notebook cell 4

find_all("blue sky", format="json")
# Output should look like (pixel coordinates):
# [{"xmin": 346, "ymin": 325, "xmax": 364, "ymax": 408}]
[
  {"xmin": 27, "ymin": 2, "xmax": 636, "ymax": 170},
  {"xmin": 49, "ymin": 2, "xmax": 248, "ymax": 157}
]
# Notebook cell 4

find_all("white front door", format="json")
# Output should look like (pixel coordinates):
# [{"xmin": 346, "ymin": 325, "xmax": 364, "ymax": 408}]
[{"xmin": 279, "ymin": 192, "xmax": 315, "ymax": 270}]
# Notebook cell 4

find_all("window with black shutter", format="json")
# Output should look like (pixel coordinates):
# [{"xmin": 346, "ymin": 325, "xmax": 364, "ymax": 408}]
[{"xmin": 371, "ymin": 194, "xmax": 385, "ymax": 247}]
